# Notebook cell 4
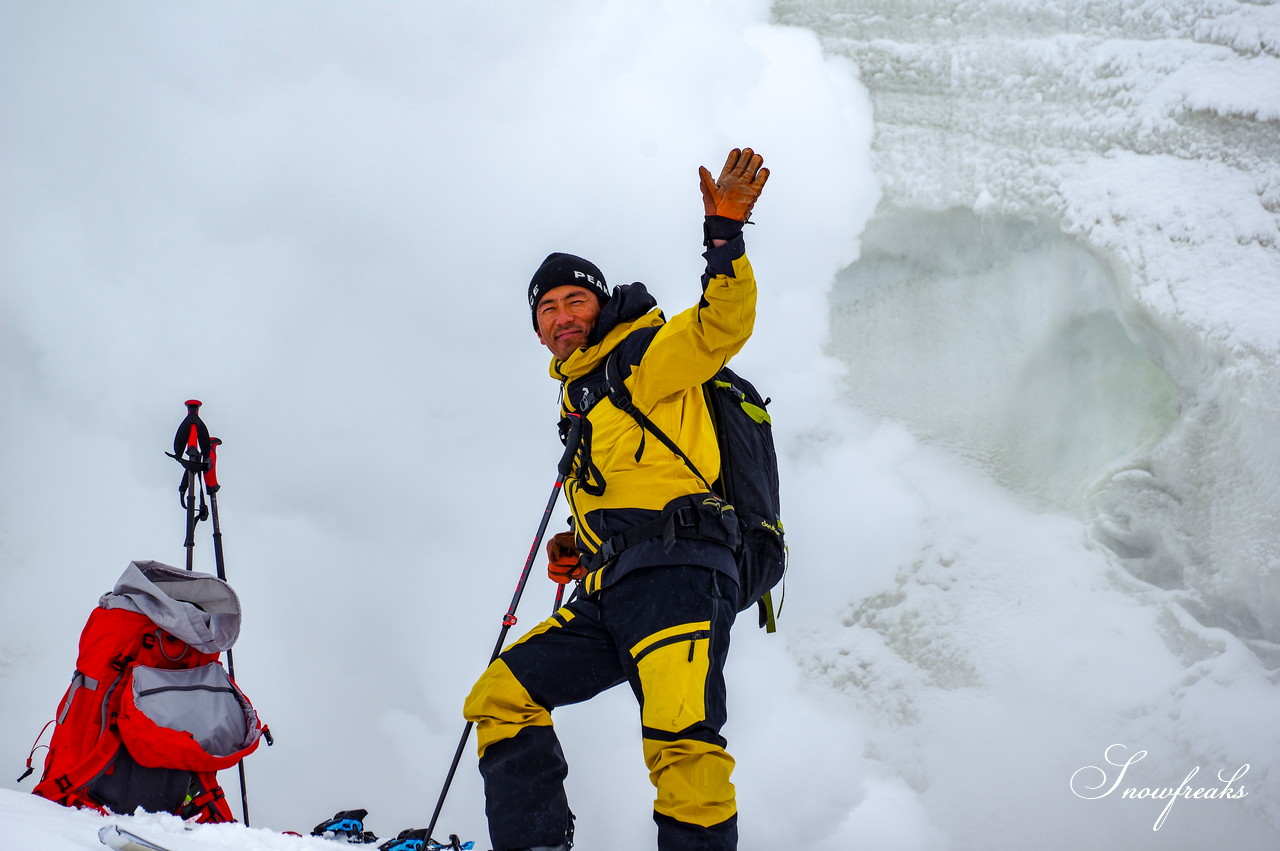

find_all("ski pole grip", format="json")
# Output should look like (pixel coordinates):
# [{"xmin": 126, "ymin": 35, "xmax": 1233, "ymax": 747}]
[
  {"xmin": 206, "ymin": 437, "xmax": 221, "ymax": 492},
  {"xmin": 172, "ymin": 399, "xmax": 212, "ymax": 467},
  {"xmin": 556, "ymin": 413, "xmax": 584, "ymax": 478}
]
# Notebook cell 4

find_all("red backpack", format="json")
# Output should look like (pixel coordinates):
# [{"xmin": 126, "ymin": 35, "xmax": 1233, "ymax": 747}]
[{"xmin": 26, "ymin": 561, "xmax": 266, "ymax": 823}]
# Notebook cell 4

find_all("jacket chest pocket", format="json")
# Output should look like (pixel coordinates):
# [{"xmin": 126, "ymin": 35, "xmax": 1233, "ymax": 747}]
[{"xmin": 631, "ymin": 621, "xmax": 711, "ymax": 734}]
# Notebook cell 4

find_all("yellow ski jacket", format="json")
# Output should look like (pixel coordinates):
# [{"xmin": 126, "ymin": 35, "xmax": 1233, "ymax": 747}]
[{"xmin": 549, "ymin": 238, "xmax": 757, "ymax": 591}]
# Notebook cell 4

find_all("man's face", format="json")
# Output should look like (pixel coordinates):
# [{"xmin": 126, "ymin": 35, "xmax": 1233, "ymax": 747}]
[{"xmin": 535, "ymin": 284, "xmax": 602, "ymax": 360}]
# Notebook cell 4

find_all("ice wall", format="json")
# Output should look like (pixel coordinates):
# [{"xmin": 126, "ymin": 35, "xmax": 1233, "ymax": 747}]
[
  {"xmin": 771, "ymin": 1, "xmax": 1280, "ymax": 847},
  {"xmin": 776, "ymin": 0, "xmax": 1280, "ymax": 648},
  {"xmin": 829, "ymin": 209, "xmax": 1180, "ymax": 511}
]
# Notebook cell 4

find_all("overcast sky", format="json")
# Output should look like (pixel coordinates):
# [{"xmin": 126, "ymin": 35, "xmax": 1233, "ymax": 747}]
[{"xmin": 0, "ymin": 0, "xmax": 877, "ymax": 838}]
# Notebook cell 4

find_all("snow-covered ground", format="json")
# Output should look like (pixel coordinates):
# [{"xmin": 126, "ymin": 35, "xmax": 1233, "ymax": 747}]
[{"xmin": 2, "ymin": 1, "xmax": 1277, "ymax": 849}]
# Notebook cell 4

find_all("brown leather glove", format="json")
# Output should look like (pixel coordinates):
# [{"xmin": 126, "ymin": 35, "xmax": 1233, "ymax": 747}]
[
  {"xmin": 698, "ymin": 148, "xmax": 769, "ymax": 222},
  {"xmin": 547, "ymin": 530, "xmax": 587, "ymax": 585}
]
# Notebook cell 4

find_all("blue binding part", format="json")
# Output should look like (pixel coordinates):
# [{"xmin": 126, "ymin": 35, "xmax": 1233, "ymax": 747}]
[{"xmin": 382, "ymin": 839, "xmax": 474, "ymax": 851}]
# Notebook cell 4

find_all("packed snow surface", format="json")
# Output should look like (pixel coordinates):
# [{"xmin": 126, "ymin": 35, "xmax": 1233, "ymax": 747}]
[{"xmin": 2, "ymin": 1, "xmax": 1278, "ymax": 849}]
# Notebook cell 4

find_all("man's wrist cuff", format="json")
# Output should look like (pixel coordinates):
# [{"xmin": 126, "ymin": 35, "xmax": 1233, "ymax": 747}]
[{"xmin": 703, "ymin": 215, "xmax": 746, "ymax": 247}]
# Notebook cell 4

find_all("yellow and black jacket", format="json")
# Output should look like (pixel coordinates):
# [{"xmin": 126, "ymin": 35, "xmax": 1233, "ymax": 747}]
[{"xmin": 550, "ymin": 235, "xmax": 757, "ymax": 593}]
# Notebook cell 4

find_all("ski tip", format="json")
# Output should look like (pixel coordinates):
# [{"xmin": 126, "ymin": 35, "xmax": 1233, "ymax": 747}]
[
  {"xmin": 98, "ymin": 824, "xmax": 177, "ymax": 851},
  {"xmin": 98, "ymin": 825, "xmax": 123, "ymax": 848}
]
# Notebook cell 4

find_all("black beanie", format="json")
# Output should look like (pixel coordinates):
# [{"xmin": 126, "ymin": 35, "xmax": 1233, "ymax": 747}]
[{"xmin": 528, "ymin": 252, "xmax": 610, "ymax": 328}]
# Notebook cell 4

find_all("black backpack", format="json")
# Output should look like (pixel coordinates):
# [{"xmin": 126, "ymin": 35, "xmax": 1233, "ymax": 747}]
[{"xmin": 569, "ymin": 326, "xmax": 787, "ymax": 630}]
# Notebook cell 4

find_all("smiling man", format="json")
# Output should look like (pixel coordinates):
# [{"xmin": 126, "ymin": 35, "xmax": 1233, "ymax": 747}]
[
  {"xmin": 466, "ymin": 149, "xmax": 768, "ymax": 851},
  {"xmin": 529, "ymin": 253, "xmax": 609, "ymax": 360}
]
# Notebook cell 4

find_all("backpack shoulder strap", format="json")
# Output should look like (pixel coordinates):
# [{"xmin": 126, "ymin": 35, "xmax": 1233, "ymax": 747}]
[
  {"xmin": 565, "ymin": 325, "xmax": 661, "ymax": 415},
  {"xmin": 559, "ymin": 328, "xmax": 665, "ymax": 498},
  {"xmin": 603, "ymin": 328, "xmax": 714, "ymax": 491}
]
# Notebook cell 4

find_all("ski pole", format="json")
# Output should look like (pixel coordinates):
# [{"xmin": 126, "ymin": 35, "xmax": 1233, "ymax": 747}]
[
  {"xmin": 207, "ymin": 437, "xmax": 226, "ymax": 580},
  {"xmin": 424, "ymin": 413, "xmax": 584, "ymax": 841},
  {"xmin": 203, "ymin": 435, "xmax": 256, "ymax": 827},
  {"xmin": 167, "ymin": 401, "xmax": 264, "ymax": 826}
]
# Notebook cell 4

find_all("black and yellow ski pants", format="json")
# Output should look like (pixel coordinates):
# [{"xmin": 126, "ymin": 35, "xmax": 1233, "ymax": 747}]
[{"xmin": 463, "ymin": 565, "xmax": 738, "ymax": 851}]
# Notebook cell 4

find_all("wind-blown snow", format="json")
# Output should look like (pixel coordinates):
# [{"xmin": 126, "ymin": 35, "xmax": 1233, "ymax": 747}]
[{"xmin": 2, "ymin": 1, "xmax": 1278, "ymax": 850}]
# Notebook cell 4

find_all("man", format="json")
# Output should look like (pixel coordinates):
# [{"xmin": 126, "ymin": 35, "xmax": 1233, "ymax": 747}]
[{"xmin": 464, "ymin": 148, "xmax": 769, "ymax": 851}]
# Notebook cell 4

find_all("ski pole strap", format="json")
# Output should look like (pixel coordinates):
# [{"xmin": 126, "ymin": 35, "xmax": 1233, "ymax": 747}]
[{"xmin": 178, "ymin": 468, "xmax": 208, "ymax": 516}]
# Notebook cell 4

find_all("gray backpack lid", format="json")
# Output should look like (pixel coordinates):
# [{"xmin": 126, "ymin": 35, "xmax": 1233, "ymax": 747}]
[{"xmin": 99, "ymin": 560, "xmax": 241, "ymax": 653}]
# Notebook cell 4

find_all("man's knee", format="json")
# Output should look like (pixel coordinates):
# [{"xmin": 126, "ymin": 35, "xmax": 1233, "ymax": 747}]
[
  {"xmin": 643, "ymin": 737, "xmax": 737, "ymax": 828},
  {"xmin": 464, "ymin": 658, "xmax": 552, "ymax": 758}
]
